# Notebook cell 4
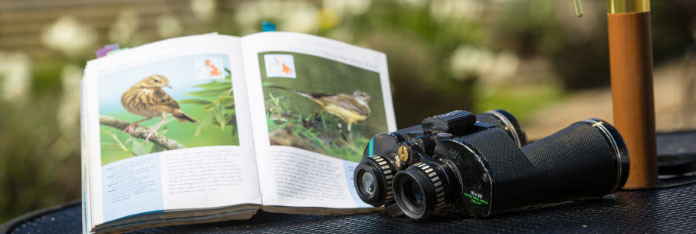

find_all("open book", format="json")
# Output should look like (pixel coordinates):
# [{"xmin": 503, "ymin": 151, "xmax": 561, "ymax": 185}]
[{"xmin": 81, "ymin": 32, "xmax": 396, "ymax": 233}]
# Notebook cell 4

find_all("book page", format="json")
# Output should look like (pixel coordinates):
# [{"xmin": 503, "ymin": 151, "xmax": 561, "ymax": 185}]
[
  {"xmin": 81, "ymin": 80, "xmax": 93, "ymax": 233},
  {"xmin": 82, "ymin": 34, "xmax": 261, "ymax": 228},
  {"xmin": 241, "ymin": 32, "xmax": 396, "ymax": 209}
]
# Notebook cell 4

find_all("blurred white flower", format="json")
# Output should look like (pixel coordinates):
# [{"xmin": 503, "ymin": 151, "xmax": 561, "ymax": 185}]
[
  {"xmin": 493, "ymin": 50, "xmax": 519, "ymax": 79},
  {"xmin": 234, "ymin": 2, "xmax": 261, "ymax": 34},
  {"xmin": 0, "ymin": 52, "xmax": 33, "ymax": 104},
  {"xmin": 323, "ymin": 0, "xmax": 372, "ymax": 16},
  {"xmin": 429, "ymin": 0, "xmax": 483, "ymax": 22},
  {"xmin": 57, "ymin": 64, "xmax": 83, "ymax": 134},
  {"xmin": 235, "ymin": 1, "xmax": 319, "ymax": 34},
  {"xmin": 157, "ymin": 14, "xmax": 183, "ymax": 38},
  {"xmin": 449, "ymin": 45, "xmax": 519, "ymax": 84},
  {"xmin": 41, "ymin": 15, "xmax": 98, "ymax": 59},
  {"xmin": 191, "ymin": 0, "xmax": 217, "ymax": 22},
  {"xmin": 283, "ymin": 4, "xmax": 319, "ymax": 33},
  {"xmin": 109, "ymin": 10, "xmax": 140, "ymax": 45},
  {"xmin": 450, "ymin": 45, "xmax": 494, "ymax": 79}
]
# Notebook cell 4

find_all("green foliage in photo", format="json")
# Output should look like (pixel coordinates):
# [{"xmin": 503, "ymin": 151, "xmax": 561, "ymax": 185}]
[
  {"xmin": 178, "ymin": 68, "xmax": 238, "ymax": 138},
  {"xmin": 266, "ymin": 93, "xmax": 368, "ymax": 162}
]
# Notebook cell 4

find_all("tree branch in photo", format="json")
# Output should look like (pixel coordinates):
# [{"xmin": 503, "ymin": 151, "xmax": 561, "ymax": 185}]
[{"xmin": 99, "ymin": 115, "xmax": 185, "ymax": 150}]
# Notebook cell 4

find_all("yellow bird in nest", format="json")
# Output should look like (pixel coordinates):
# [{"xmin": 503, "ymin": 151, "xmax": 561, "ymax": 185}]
[
  {"xmin": 268, "ymin": 86, "xmax": 371, "ymax": 132},
  {"xmin": 121, "ymin": 75, "xmax": 197, "ymax": 142}
]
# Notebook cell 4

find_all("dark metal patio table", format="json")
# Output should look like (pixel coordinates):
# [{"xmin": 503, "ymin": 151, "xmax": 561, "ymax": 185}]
[{"xmin": 2, "ymin": 131, "xmax": 696, "ymax": 234}]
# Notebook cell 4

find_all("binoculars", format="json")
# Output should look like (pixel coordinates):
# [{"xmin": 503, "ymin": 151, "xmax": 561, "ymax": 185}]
[{"xmin": 354, "ymin": 110, "xmax": 629, "ymax": 220}]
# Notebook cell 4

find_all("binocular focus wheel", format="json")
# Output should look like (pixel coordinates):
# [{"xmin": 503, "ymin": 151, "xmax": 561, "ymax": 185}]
[
  {"xmin": 393, "ymin": 162, "xmax": 448, "ymax": 219},
  {"xmin": 354, "ymin": 155, "xmax": 397, "ymax": 206},
  {"xmin": 413, "ymin": 163, "xmax": 447, "ymax": 211},
  {"xmin": 373, "ymin": 156, "xmax": 395, "ymax": 203}
]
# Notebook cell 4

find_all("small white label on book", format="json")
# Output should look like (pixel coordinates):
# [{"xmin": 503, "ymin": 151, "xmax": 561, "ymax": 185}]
[
  {"xmin": 264, "ymin": 54, "xmax": 296, "ymax": 78},
  {"xmin": 195, "ymin": 57, "xmax": 225, "ymax": 79}
]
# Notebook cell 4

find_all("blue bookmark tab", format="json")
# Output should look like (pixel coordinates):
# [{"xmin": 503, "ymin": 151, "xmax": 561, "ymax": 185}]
[
  {"xmin": 262, "ymin": 21, "xmax": 276, "ymax": 32},
  {"xmin": 368, "ymin": 137, "xmax": 375, "ymax": 157}
]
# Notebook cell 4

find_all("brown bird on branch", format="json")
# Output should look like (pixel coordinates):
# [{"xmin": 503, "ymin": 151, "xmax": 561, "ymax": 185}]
[
  {"xmin": 121, "ymin": 75, "xmax": 197, "ymax": 142},
  {"xmin": 267, "ymin": 86, "xmax": 371, "ymax": 132}
]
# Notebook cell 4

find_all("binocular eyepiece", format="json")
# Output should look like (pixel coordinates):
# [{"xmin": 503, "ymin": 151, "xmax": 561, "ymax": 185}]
[{"xmin": 354, "ymin": 110, "xmax": 629, "ymax": 219}]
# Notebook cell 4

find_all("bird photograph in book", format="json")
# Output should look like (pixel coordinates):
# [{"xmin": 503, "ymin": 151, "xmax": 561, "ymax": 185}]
[
  {"xmin": 259, "ymin": 52, "xmax": 388, "ymax": 162},
  {"xmin": 97, "ymin": 54, "xmax": 239, "ymax": 165}
]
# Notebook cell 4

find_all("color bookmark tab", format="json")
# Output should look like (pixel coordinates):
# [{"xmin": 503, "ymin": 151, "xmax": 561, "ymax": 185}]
[
  {"xmin": 96, "ymin": 44, "xmax": 120, "ymax": 58},
  {"xmin": 262, "ymin": 21, "xmax": 276, "ymax": 32}
]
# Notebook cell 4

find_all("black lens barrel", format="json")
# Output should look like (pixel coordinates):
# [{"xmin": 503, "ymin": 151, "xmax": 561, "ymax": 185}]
[
  {"xmin": 482, "ymin": 119, "xmax": 629, "ymax": 214},
  {"xmin": 517, "ymin": 119, "xmax": 629, "ymax": 202}
]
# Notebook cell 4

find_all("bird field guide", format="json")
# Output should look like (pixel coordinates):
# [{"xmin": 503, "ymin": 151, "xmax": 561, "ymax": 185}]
[{"xmin": 80, "ymin": 32, "xmax": 395, "ymax": 233}]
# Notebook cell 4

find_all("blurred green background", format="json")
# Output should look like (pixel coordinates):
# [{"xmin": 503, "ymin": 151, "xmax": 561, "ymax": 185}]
[{"xmin": 0, "ymin": 0, "xmax": 694, "ymax": 221}]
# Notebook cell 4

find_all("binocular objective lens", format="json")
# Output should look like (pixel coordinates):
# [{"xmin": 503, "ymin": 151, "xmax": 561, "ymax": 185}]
[{"xmin": 362, "ymin": 172, "xmax": 376, "ymax": 195}]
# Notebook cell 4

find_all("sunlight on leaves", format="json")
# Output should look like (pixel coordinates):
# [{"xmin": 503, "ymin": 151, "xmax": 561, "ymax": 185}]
[{"xmin": 132, "ymin": 140, "xmax": 146, "ymax": 156}]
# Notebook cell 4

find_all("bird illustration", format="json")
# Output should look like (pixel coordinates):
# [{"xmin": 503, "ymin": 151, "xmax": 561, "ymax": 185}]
[
  {"xmin": 281, "ymin": 63, "xmax": 293, "ymax": 75},
  {"xmin": 121, "ymin": 75, "xmax": 197, "ymax": 142},
  {"xmin": 267, "ymin": 86, "xmax": 371, "ymax": 132},
  {"xmin": 205, "ymin": 59, "xmax": 221, "ymax": 76}
]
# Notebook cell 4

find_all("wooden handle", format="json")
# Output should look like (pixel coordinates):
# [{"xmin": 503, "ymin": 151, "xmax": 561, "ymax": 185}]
[{"xmin": 608, "ymin": 11, "xmax": 657, "ymax": 188}]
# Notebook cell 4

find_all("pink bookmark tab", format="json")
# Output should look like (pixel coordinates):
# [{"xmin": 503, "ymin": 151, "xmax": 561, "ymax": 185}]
[{"xmin": 96, "ymin": 44, "xmax": 120, "ymax": 58}]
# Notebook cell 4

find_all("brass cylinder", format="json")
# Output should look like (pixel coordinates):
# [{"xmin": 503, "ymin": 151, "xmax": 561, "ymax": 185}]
[
  {"xmin": 607, "ymin": 10, "xmax": 657, "ymax": 188},
  {"xmin": 608, "ymin": 0, "xmax": 650, "ymax": 14}
]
